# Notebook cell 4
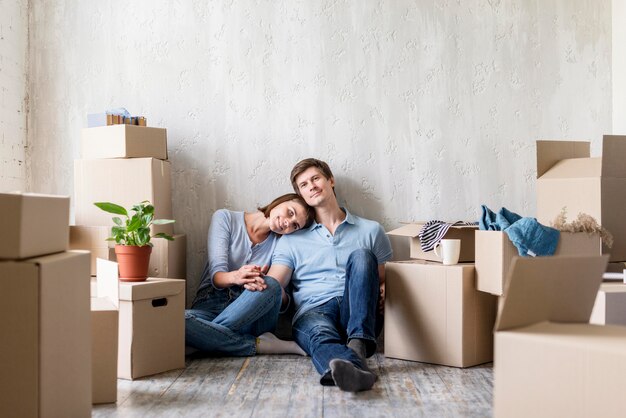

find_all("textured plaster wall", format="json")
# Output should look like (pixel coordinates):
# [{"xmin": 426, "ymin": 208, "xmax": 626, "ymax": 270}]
[
  {"xmin": 0, "ymin": 0, "xmax": 28, "ymax": 191},
  {"xmin": 27, "ymin": 1, "xmax": 611, "ymax": 301}
]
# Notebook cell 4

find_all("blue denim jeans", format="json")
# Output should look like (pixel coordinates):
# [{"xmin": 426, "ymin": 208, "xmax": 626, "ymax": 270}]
[
  {"xmin": 292, "ymin": 249, "xmax": 383, "ymax": 384},
  {"xmin": 185, "ymin": 276, "xmax": 282, "ymax": 356}
]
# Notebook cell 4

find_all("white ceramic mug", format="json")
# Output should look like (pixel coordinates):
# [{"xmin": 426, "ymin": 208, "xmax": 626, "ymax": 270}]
[{"xmin": 433, "ymin": 239, "xmax": 461, "ymax": 265}]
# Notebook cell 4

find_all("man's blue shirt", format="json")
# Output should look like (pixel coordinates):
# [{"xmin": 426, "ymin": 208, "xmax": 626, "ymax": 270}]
[{"xmin": 272, "ymin": 208, "xmax": 392, "ymax": 323}]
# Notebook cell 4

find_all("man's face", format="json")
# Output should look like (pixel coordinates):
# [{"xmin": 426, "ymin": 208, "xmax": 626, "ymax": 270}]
[{"xmin": 294, "ymin": 167, "xmax": 335, "ymax": 207}]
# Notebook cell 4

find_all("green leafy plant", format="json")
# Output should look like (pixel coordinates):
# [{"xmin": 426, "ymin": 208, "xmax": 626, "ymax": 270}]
[{"xmin": 94, "ymin": 200, "xmax": 175, "ymax": 246}]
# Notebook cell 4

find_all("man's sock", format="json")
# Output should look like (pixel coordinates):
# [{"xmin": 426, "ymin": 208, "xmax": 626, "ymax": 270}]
[
  {"xmin": 256, "ymin": 332, "xmax": 307, "ymax": 356},
  {"xmin": 347, "ymin": 338, "xmax": 372, "ymax": 371},
  {"xmin": 347, "ymin": 338, "xmax": 367, "ymax": 360},
  {"xmin": 329, "ymin": 359, "xmax": 377, "ymax": 392}
]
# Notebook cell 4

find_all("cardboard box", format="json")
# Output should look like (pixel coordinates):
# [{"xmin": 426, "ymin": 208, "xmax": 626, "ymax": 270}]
[
  {"xmin": 116, "ymin": 278, "xmax": 185, "ymax": 379},
  {"xmin": 0, "ymin": 192, "xmax": 69, "ymax": 260},
  {"xmin": 590, "ymin": 283, "xmax": 626, "ymax": 326},
  {"xmin": 74, "ymin": 158, "xmax": 173, "ymax": 235},
  {"xmin": 536, "ymin": 137, "xmax": 626, "ymax": 261},
  {"xmin": 81, "ymin": 124, "xmax": 167, "ymax": 159},
  {"xmin": 91, "ymin": 297, "xmax": 118, "ymax": 404},
  {"xmin": 387, "ymin": 222, "xmax": 477, "ymax": 262},
  {"xmin": 384, "ymin": 261, "xmax": 497, "ymax": 367},
  {"xmin": 491, "ymin": 255, "xmax": 626, "ymax": 418},
  {"xmin": 475, "ymin": 230, "xmax": 602, "ymax": 295},
  {"xmin": 148, "ymin": 234, "xmax": 186, "ymax": 279},
  {"xmin": 0, "ymin": 251, "xmax": 91, "ymax": 417},
  {"xmin": 70, "ymin": 225, "xmax": 116, "ymax": 275}
]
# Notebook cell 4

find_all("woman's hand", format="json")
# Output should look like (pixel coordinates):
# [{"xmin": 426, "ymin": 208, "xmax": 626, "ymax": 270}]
[
  {"xmin": 234, "ymin": 264, "xmax": 269, "ymax": 291},
  {"xmin": 378, "ymin": 282, "xmax": 385, "ymax": 314}
]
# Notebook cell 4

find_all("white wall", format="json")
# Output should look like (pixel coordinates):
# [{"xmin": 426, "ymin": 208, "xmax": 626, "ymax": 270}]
[
  {"xmin": 26, "ymin": 1, "xmax": 612, "ymax": 299},
  {"xmin": 0, "ymin": 0, "xmax": 28, "ymax": 191},
  {"xmin": 614, "ymin": 0, "xmax": 626, "ymax": 133}
]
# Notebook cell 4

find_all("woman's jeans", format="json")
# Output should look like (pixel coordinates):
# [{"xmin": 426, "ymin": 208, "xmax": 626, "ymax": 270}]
[
  {"xmin": 292, "ymin": 249, "xmax": 383, "ymax": 382},
  {"xmin": 185, "ymin": 276, "xmax": 282, "ymax": 356}
]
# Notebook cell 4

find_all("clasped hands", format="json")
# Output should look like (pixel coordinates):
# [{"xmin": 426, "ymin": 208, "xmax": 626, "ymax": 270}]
[{"xmin": 232, "ymin": 264, "xmax": 269, "ymax": 291}]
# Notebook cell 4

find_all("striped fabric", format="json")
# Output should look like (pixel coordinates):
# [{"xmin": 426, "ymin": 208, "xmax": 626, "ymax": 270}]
[{"xmin": 417, "ymin": 220, "xmax": 478, "ymax": 252}]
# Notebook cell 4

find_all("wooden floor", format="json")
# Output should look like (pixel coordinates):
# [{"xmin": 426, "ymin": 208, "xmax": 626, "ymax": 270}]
[{"xmin": 93, "ymin": 354, "xmax": 493, "ymax": 417}]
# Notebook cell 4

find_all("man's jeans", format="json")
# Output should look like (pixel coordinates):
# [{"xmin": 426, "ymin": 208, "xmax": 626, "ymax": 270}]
[
  {"xmin": 185, "ymin": 276, "xmax": 282, "ymax": 356},
  {"xmin": 292, "ymin": 249, "xmax": 383, "ymax": 383}
]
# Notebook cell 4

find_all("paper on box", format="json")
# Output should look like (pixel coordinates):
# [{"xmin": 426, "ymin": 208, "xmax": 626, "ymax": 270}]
[
  {"xmin": 536, "ymin": 136, "xmax": 626, "ymax": 261},
  {"xmin": 387, "ymin": 222, "xmax": 477, "ymax": 262},
  {"xmin": 91, "ymin": 297, "xmax": 118, "ymax": 404},
  {"xmin": 475, "ymin": 230, "xmax": 602, "ymax": 295},
  {"xmin": 491, "ymin": 255, "xmax": 626, "ymax": 418},
  {"xmin": 0, "ymin": 251, "xmax": 91, "ymax": 417},
  {"xmin": 81, "ymin": 125, "xmax": 167, "ymax": 159},
  {"xmin": 384, "ymin": 261, "xmax": 497, "ymax": 367},
  {"xmin": 74, "ymin": 158, "xmax": 173, "ymax": 235},
  {"xmin": 0, "ymin": 192, "xmax": 69, "ymax": 260}
]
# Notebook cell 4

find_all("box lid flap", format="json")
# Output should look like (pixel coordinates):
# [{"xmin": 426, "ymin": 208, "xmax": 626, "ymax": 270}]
[
  {"xmin": 387, "ymin": 224, "xmax": 423, "ymax": 237},
  {"xmin": 387, "ymin": 222, "xmax": 477, "ymax": 238},
  {"xmin": 495, "ymin": 255, "xmax": 608, "ymax": 332},
  {"xmin": 119, "ymin": 278, "xmax": 185, "ymax": 301},
  {"xmin": 602, "ymin": 135, "xmax": 626, "ymax": 178},
  {"xmin": 536, "ymin": 140, "xmax": 590, "ymax": 178},
  {"xmin": 539, "ymin": 157, "xmax": 601, "ymax": 179},
  {"xmin": 91, "ymin": 296, "xmax": 118, "ymax": 312}
]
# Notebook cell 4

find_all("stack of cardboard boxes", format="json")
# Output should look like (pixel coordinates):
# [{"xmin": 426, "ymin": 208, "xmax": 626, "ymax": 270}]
[
  {"xmin": 70, "ymin": 124, "xmax": 186, "ymax": 281},
  {"xmin": 533, "ymin": 136, "xmax": 626, "ymax": 325},
  {"xmin": 71, "ymin": 124, "xmax": 186, "ymax": 382},
  {"xmin": 386, "ymin": 223, "xmax": 498, "ymax": 368},
  {"xmin": 491, "ymin": 135, "xmax": 626, "ymax": 415},
  {"xmin": 0, "ymin": 192, "xmax": 92, "ymax": 416}
]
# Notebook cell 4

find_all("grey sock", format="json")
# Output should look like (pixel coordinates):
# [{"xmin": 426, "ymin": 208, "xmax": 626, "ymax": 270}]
[
  {"xmin": 347, "ymin": 339, "xmax": 367, "ymax": 360},
  {"xmin": 329, "ymin": 359, "xmax": 377, "ymax": 392}
]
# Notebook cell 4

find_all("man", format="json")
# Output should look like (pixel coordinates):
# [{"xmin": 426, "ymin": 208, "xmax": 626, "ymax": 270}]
[{"xmin": 266, "ymin": 158, "xmax": 392, "ymax": 392}]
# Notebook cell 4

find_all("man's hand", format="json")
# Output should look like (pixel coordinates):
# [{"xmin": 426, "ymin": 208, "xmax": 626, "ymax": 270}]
[{"xmin": 378, "ymin": 282, "xmax": 385, "ymax": 314}]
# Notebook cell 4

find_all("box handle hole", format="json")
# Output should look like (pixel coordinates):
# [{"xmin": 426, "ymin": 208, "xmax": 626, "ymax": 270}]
[{"xmin": 152, "ymin": 298, "xmax": 168, "ymax": 308}]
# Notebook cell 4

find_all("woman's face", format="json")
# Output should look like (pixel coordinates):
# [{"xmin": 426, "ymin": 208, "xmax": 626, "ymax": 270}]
[{"xmin": 268, "ymin": 200, "xmax": 309, "ymax": 235}]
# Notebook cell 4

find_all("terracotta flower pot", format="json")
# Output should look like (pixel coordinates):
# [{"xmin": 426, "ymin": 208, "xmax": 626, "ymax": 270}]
[{"xmin": 115, "ymin": 245, "xmax": 152, "ymax": 282}]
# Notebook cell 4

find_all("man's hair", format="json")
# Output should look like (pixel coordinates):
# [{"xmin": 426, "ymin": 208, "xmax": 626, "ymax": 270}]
[
  {"xmin": 290, "ymin": 158, "xmax": 335, "ymax": 194},
  {"xmin": 257, "ymin": 193, "xmax": 315, "ymax": 228}
]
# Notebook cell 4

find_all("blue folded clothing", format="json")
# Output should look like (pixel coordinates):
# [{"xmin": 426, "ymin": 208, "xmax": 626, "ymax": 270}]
[{"xmin": 479, "ymin": 205, "xmax": 560, "ymax": 257}]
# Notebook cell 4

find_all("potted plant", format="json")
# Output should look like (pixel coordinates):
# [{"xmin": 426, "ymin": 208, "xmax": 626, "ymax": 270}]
[{"xmin": 94, "ymin": 200, "xmax": 175, "ymax": 282}]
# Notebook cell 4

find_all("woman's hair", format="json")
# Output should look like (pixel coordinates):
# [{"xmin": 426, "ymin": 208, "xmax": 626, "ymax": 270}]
[{"xmin": 257, "ymin": 193, "xmax": 315, "ymax": 228}]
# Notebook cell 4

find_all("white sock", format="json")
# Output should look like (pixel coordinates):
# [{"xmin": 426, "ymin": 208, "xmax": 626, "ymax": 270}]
[{"xmin": 256, "ymin": 332, "xmax": 307, "ymax": 356}]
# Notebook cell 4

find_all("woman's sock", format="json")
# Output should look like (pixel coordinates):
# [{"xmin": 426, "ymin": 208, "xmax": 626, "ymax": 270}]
[{"xmin": 256, "ymin": 332, "xmax": 307, "ymax": 356}]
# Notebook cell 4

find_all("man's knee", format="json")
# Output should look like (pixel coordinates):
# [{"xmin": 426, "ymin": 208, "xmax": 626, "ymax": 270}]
[
  {"xmin": 347, "ymin": 249, "xmax": 378, "ymax": 283},
  {"xmin": 348, "ymin": 249, "xmax": 377, "ymax": 268}
]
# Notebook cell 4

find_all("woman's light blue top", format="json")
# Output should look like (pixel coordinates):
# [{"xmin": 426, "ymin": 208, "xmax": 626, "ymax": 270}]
[{"xmin": 195, "ymin": 209, "xmax": 278, "ymax": 296}]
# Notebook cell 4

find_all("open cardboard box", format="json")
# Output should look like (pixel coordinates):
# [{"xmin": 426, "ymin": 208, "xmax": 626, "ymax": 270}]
[
  {"xmin": 0, "ymin": 192, "xmax": 69, "ymax": 260},
  {"xmin": 536, "ymin": 136, "xmax": 626, "ymax": 261},
  {"xmin": 384, "ymin": 260, "xmax": 497, "ymax": 367},
  {"xmin": 81, "ymin": 124, "xmax": 167, "ymax": 160},
  {"xmin": 492, "ymin": 254, "xmax": 626, "ymax": 418},
  {"xmin": 387, "ymin": 222, "xmax": 477, "ymax": 262},
  {"xmin": 475, "ymin": 230, "xmax": 602, "ymax": 295}
]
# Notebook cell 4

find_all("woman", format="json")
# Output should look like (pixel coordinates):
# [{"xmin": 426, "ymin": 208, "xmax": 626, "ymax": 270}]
[{"xmin": 185, "ymin": 193, "xmax": 314, "ymax": 356}]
